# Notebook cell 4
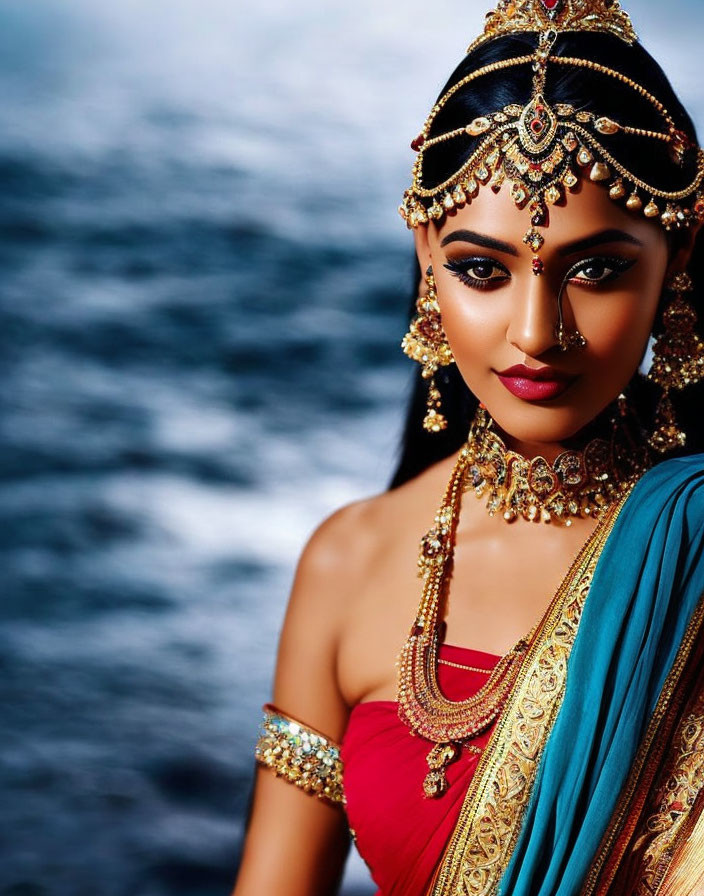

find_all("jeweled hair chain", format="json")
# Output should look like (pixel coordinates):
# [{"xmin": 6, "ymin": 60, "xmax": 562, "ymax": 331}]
[{"xmin": 400, "ymin": 0, "xmax": 704, "ymax": 238}]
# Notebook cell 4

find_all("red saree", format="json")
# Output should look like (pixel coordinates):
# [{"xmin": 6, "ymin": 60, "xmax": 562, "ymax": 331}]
[{"xmin": 341, "ymin": 644, "xmax": 500, "ymax": 896}]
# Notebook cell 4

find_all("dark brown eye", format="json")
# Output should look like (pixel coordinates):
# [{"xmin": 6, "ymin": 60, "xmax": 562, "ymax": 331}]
[
  {"xmin": 444, "ymin": 257, "xmax": 510, "ymax": 289},
  {"xmin": 470, "ymin": 262, "xmax": 497, "ymax": 280},
  {"xmin": 574, "ymin": 261, "xmax": 610, "ymax": 282},
  {"xmin": 568, "ymin": 256, "xmax": 636, "ymax": 286}
]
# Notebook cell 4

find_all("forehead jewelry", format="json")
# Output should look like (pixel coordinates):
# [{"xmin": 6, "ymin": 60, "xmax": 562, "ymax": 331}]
[{"xmin": 399, "ymin": 0, "xmax": 704, "ymax": 243}]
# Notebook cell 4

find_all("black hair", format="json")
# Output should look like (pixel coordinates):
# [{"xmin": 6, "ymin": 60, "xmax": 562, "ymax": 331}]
[{"xmin": 389, "ymin": 31, "xmax": 704, "ymax": 489}]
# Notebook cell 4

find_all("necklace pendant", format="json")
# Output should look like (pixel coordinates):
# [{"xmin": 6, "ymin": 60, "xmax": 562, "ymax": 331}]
[
  {"xmin": 423, "ymin": 769, "xmax": 449, "ymax": 798},
  {"xmin": 423, "ymin": 742, "xmax": 461, "ymax": 798}
]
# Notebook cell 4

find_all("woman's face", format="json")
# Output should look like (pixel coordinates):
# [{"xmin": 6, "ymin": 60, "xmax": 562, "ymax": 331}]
[{"xmin": 414, "ymin": 178, "xmax": 672, "ymax": 453}]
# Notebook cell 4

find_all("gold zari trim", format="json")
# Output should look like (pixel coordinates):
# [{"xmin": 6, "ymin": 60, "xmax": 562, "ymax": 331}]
[
  {"xmin": 579, "ymin": 595, "xmax": 704, "ymax": 895},
  {"xmin": 659, "ymin": 802, "xmax": 704, "ymax": 895},
  {"xmin": 634, "ymin": 700, "xmax": 704, "ymax": 895},
  {"xmin": 255, "ymin": 704, "xmax": 345, "ymax": 806},
  {"xmin": 429, "ymin": 492, "xmax": 629, "ymax": 896}
]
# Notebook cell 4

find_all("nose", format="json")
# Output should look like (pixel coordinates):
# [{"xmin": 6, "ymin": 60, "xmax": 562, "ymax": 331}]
[{"xmin": 506, "ymin": 273, "xmax": 561, "ymax": 358}]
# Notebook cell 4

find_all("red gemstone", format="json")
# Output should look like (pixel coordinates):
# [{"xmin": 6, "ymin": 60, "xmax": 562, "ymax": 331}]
[
  {"xmin": 411, "ymin": 135, "xmax": 425, "ymax": 152},
  {"xmin": 530, "ymin": 118, "xmax": 545, "ymax": 136},
  {"xmin": 532, "ymin": 258, "xmax": 545, "ymax": 275},
  {"xmin": 542, "ymin": 0, "xmax": 560, "ymax": 9}
]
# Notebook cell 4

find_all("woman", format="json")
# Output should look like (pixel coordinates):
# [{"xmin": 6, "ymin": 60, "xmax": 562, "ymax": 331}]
[{"xmin": 233, "ymin": 1, "xmax": 704, "ymax": 893}]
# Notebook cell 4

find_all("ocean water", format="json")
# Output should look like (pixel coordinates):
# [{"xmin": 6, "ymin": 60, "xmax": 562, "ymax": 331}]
[{"xmin": 1, "ymin": 2, "xmax": 702, "ymax": 895}]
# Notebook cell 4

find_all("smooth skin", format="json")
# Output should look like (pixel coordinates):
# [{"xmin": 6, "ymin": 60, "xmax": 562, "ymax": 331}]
[{"xmin": 231, "ymin": 179, "xmax": 697, "ymax": 895}]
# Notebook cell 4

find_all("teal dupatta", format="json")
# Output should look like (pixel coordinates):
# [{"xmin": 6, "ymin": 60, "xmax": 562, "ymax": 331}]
[{"xmin": 498, "ymin": 455, "xmax": 704, "ymax": 894}]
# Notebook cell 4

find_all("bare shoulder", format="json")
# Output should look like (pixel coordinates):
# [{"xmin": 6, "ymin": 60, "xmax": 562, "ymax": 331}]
[
  {"xmin": 294, "ymin": 450, "xmax": 458, "ymax": 604},
  {"xmin": 270, "ymin": 493, "xmax": 388, "ymax": 740},
  {"xmin": 293, "ymin": 493, "xmax": 383, "ymax": 593},
  {"xmin": 331, "ymin": 451, "xmax": 460, "ymax": 706},
  {"xmin": 272, "ymin": 450, "xmax": 459, "ymax": 731}
]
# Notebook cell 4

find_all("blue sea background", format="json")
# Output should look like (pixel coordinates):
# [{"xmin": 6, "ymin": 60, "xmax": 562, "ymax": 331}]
[{"xmin": 1, "ymin": 2, "xmax": 702, "ymax": 894}]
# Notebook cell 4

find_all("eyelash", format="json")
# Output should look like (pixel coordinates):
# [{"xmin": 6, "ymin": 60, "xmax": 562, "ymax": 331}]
[
  {"xmin": 565, "ymin": 256, "xmax": 636, "ymax": 287},
  {"xmin": 443, "ymin": 256, "xmax": 509, "ymax": 290},
  {"xmin": 443, "ymin": 255, "xmax": 636, "ymax": 290}
]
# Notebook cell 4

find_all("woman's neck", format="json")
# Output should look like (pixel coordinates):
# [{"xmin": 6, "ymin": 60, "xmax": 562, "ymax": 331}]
[{"xmin": 495, "ymin": 399, "xmax": 620, "ymax": 463}]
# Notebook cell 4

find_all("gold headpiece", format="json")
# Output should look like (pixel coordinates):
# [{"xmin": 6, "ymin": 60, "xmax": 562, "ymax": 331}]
[
  {"xmin": 468, "ymin": 0, "xmax": 638, "ymax": 53},
  {"xmin": 399, "ymin": 1, "xmax": 704, "ymax": 250}
]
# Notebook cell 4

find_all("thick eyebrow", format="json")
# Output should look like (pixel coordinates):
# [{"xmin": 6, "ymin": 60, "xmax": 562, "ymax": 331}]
[
  {"xmin": 440, "ymin": 229, "xmax": 519, "ymax": 256},
  {"xmin": 440, "ymin": 227, "xmax": 644, "ymax": 258},
  {"xmin": 557, "ymin": 229, "xmax": 644, "ymax": 256}
]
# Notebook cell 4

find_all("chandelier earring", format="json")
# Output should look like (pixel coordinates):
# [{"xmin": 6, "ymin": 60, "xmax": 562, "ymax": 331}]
[
  {"xmin": 648, "ymin": 271, "xmax": 704, "ymax": 452},
  {"xmin": 401, "ymin": 266, "xmax": 455, "ymax": 433}
]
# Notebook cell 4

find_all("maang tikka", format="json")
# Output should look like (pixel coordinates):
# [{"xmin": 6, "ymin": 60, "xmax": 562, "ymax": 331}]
[
  {"xmin": 402, "ymin": 267, "xmax": 455, "ymax": 432},
  {"xmin": 648, "ymin": 271, "xmax": 704, "ymax": 452}
]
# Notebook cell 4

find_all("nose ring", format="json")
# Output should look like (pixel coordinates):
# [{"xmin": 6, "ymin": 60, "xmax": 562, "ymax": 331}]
[
  {"xmin": 555, "ymin": 281, "xmax": 587, "ymax": 352},
  {"xmin": 555, "ymin": 321, "xmax": 588, "ymax": 352}
]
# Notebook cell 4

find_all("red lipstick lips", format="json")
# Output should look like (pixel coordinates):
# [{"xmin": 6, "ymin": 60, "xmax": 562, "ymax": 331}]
[{"xmin": 495, "ymin": 364, "xmax": 576, "ymax": 401}]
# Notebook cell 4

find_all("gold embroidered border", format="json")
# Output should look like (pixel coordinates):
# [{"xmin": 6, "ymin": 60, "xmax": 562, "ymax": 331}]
[
  {"xmin": 579, "ymin": 594, "xmax": 704, "ymax": 896},
  {"xmin": 635, "ymin": 699, "xmax": 704, "ymax": 894},
  {"xmin": 429, "ymin": 494, "xmax": 628, "ymax": 896},
  {"xmin": 659, "ymin": 791, "xmax": 704, "ymax": 896}
]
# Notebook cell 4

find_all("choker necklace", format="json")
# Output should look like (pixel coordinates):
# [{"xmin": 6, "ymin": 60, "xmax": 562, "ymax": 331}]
[
  {"xmin": 397, "ymin": 402, "xmax": 650, "ymax": 798},
  {"xmin": 465, "ymin": 404, "xmax": 650, "ymax": 526}
]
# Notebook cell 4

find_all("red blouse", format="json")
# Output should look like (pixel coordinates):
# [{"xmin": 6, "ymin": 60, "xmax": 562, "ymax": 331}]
[{"xmin": 340, "ymin": 644, "xmax": 501, "ymax": 896}]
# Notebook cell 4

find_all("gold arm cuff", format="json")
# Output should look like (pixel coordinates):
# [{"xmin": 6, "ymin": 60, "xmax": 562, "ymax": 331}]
[{"xmin": 255, "ymin": 703, "xmax": 345, "ymax": 807}]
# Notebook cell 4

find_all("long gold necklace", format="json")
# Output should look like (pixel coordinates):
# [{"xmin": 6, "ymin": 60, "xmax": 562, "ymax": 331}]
[{"xmin": 397, "ymin": 405, "xmax": 649, "ymax": 798}]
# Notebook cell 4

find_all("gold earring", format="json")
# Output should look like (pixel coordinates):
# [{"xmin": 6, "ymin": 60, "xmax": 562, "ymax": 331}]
[
  {"xmin": 401, "ymin": 266, "xmax": 455, "ymax": 432},
  {"xmin": 648, "ymin": 271, "xmax": 704, "ymax": 452}
]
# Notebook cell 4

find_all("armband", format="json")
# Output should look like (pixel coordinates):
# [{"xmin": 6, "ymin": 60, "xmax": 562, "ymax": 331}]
[{"xmin": 255, "ymin": 703, "xmax": 345, "ymax": 806}]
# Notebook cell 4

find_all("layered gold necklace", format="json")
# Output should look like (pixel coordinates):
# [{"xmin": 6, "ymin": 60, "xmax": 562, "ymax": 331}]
[{"xmin": 397, "ymin": 405, "xmax": 649, "ymax": 798}]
